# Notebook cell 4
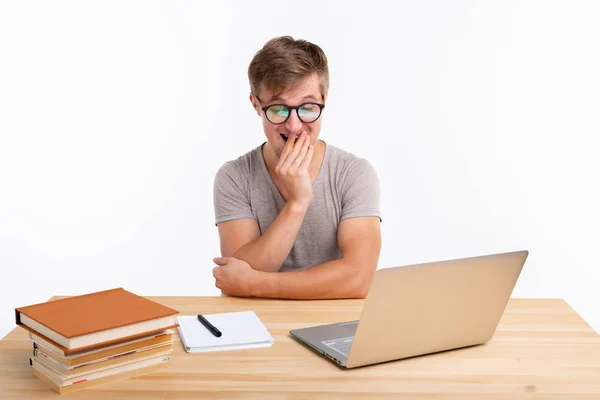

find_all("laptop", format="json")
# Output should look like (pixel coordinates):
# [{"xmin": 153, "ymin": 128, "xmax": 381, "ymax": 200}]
[{"xmin": 290, "ymin": 250, "xmax": 528, "ymax": 368}]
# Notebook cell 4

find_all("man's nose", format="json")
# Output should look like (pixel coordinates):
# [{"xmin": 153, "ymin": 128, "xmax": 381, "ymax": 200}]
[{"xmin": 284, "ymin": 109, "xmax": 303, "ymax": 132}]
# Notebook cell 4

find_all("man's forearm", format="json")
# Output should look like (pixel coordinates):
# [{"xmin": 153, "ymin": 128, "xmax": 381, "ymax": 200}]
[
  {"xmin": 253, "ymin": 259, "xmax": 374, "ymax": 299},
  {"xmin": 234, "ymin": 202, "xmax": 308, "ymax": 272}
]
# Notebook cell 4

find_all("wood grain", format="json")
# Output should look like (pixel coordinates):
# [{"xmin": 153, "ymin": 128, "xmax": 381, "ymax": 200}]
[{"xmin": 1, "ymin": 297, "xmax": 599, "ymax": 399}]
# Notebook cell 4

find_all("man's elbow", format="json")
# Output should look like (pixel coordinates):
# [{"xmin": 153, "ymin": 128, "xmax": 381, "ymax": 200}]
[
  {"xmin": 348, "ymin": 266, "xmax": 376, "ymax": 299},
  {"xmin": 351, "ymin": 285, "xmax": 369, "ymax": 299}
]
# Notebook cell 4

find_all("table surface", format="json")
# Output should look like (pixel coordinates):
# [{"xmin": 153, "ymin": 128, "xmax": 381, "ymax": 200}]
[{"xmin": 1, "ymin": 297, "xmax": 599, "ymax": 399}]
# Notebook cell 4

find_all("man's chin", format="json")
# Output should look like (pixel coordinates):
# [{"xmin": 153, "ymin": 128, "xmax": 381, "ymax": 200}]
[{"xmin": 263, "ymin": 140, "xmax": 284, "ymax": 159}]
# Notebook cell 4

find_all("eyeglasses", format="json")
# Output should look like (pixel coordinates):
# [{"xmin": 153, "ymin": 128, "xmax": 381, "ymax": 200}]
[{"xmin": 260, "ymin": 102, "xmax": 325, "ymax": 125}]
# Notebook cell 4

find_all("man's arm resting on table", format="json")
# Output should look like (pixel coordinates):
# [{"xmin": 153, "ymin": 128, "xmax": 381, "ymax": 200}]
[
  {"xmin": 252, "ymin": 216, "xmax": 381, "ymax": 299},
  {"xmin": 217, "ymin": 202, "xmax": 308, "ymax": 273}
]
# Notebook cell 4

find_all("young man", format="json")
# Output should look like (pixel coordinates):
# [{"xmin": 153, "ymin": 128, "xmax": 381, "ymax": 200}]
[{"xmin": 212, "ymin": 36, "xmax": 381, "ymax": 299}]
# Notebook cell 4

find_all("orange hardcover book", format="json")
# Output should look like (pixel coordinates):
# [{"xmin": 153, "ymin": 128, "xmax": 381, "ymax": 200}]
[{"xmin": 16, "ymin": 288, "xmax": 179, "ymax": 355}]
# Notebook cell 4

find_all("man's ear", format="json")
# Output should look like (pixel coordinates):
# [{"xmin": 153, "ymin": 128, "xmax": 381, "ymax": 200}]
[
  {"xmin": 249, "ymin": 93, "xmax": 261, "ymax": 116},
  {"xmin": 322, "ymin": 91, "xmax": 328, "ymax": 105}
]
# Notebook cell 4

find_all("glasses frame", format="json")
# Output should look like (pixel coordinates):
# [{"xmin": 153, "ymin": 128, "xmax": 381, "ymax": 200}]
[{"xmin": 260, "ymin": 102, "xmax": 325, "ymax": 125}]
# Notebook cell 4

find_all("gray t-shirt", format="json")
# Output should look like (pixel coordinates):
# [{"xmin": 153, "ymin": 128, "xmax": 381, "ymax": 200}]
[{"xmin": 213, "ymin": 141, "xmax": 381, "ymax": 272}]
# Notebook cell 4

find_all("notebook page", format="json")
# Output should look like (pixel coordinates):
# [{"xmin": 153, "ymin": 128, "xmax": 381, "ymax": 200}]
[{"xmin": 177, "ymin": 311, "xmax": 273, "ymax": 350}]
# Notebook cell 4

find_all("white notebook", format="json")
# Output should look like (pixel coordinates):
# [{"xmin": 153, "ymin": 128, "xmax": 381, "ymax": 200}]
[{"xmin": 177, "ymin": 311, "xmax": 274, "ymax": 353}]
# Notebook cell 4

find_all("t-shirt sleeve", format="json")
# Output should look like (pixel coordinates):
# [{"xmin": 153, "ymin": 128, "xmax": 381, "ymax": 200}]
[
  {"xmin": 340, "ymin": 158, "xmax": 382, "ymax": 221},
  {"xmin": 213, "ymin": 162, "xmax": 255, "ymax": 225}
]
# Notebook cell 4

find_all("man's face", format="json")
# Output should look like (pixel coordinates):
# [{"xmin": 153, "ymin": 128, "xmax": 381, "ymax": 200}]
[{"xmin": 250, "ymin": 73, "xmax": 327, "ymax": 158}]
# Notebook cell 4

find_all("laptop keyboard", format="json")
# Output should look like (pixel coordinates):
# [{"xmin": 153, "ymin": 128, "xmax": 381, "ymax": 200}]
[{"xmin": 322, "ymin": 336, "xmax": 354, "ymax": 357}]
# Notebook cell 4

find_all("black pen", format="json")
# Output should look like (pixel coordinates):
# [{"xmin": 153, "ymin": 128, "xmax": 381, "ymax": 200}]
[{"xmin": 197, "ymin": 315, "xmax": 222, "ymax": 337}]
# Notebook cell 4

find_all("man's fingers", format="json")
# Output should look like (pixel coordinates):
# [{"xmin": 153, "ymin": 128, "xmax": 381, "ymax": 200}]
[
  {"xmin": 300, "ymin": 144, "xmax": 314, "ymax": 171},
  {"xmin": 276, "ymin": 132, "xmax": 296, "ymax": 169},
  {"xmin": 213, "ymin": 257, "xmax": 229, "ymax": 266},
  {"xmin": 294, "ymin": 134, "xmax": 311, "ymax": 168},
  {"xmin": 281, "ymin": 132, "xmax": 307, "ymax": 170}
]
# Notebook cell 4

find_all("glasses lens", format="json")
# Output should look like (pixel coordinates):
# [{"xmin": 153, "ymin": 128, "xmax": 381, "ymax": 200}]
[
  {"xmin": 298, "ymin": 103, "xmax": 321, "ymax": 123},
  {"xmin": 266, "ymin": 105, "xmax": 289, "ymax": 124}
]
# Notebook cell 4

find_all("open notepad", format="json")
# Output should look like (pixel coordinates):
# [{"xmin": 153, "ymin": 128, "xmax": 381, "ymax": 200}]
[{"xmin": 177, "ymin": 311, "xmax": 274, "ymax": 353}]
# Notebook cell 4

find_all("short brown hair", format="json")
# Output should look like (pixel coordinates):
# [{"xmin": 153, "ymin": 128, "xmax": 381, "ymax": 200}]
[{"xmin": 248, "ymin": 36, "xmax": 329, "ymax": 99}]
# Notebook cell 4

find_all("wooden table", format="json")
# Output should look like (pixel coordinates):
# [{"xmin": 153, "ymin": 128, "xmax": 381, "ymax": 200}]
[{"xmin": 1, "ymin": 297, "xmax": 599, "ymax": 399}]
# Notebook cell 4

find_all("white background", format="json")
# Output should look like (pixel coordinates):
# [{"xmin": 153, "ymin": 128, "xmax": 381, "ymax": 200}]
[{"xmin": 1, "ymin": 1, "xmax": 599, "ymax": 340}]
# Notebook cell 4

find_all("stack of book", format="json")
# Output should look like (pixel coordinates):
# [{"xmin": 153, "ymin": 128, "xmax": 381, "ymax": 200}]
[{"xmin": 15, "ymin": 288, "xmax": 179, "ymax": 394}]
